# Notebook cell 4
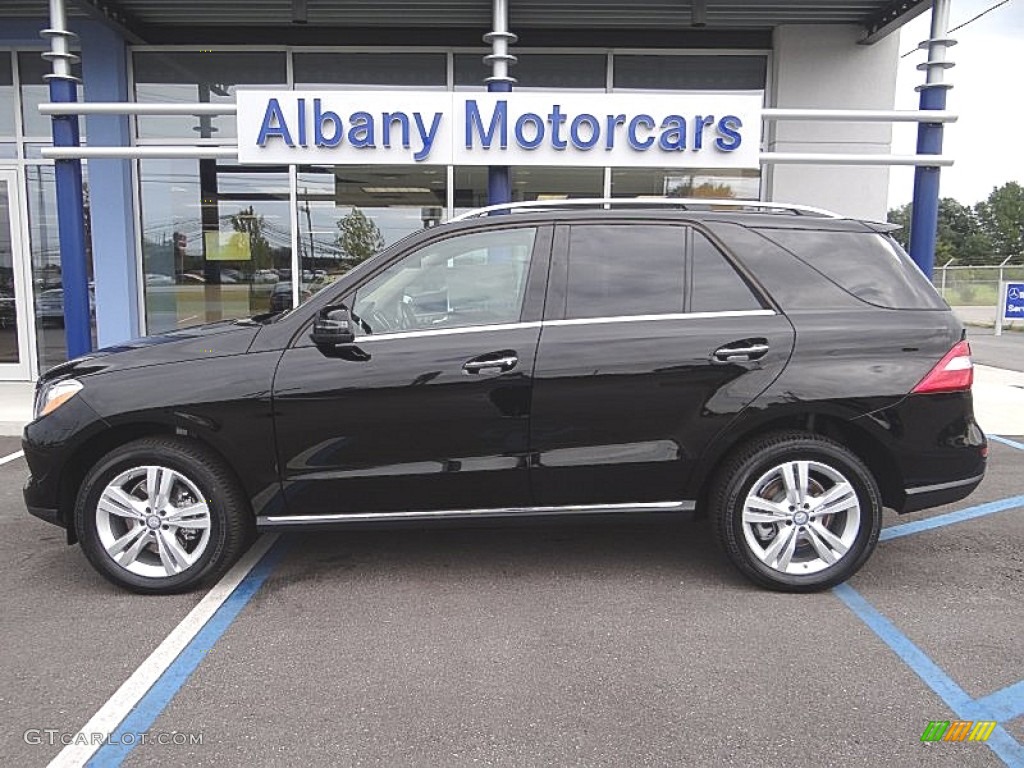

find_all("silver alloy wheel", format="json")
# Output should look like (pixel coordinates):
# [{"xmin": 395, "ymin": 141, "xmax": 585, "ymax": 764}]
[
  {"xmin": 95, "ymin": 465, "xmax": 212, "ymax": 578},
  {"xmin": 740, "ymin": 459, "xmax": 861, "ymax": 576}
]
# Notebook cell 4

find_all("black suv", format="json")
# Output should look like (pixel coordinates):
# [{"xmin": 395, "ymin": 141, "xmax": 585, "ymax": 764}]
[{"xmin": 23, "ymin": 200, "xmax": 986, "ymax": 593}]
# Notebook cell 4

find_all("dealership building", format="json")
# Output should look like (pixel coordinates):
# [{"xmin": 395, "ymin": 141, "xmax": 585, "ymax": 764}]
[{"xmin": 0, "ymin": 0, "xmax": 955, "ymax": 380}]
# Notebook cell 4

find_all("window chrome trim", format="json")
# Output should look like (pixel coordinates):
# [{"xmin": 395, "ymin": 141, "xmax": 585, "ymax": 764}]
[
  {"xmin": 259, "ymin": 500, "xmax": 695, "ymax": 526},
  {"xmin": 355, "ymin": 309, "xmax": 775, "ymax": 343},
  {"xmin": 544, "ymin": 309, "xmax": 775, "ymax": 328},
  {"xmin": 357, "ymin": 321, "xmax": 543, "ymax": 343}
]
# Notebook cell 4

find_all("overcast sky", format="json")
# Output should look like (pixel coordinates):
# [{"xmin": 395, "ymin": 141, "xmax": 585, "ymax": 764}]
[{"xmin": 887, "ymin": 0, "xmax": 1024, "ymax": 208}]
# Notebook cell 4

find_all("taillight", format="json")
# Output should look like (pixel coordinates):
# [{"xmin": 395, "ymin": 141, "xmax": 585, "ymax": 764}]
[{"xmin": 911, "ymin": 340, "xmax": 974, "ymax": 394}]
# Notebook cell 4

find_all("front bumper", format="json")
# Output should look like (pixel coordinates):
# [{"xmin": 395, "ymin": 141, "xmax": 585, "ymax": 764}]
[{"xmin": 21, "ymin": 393, "xmax": 108, "ymax": 540}]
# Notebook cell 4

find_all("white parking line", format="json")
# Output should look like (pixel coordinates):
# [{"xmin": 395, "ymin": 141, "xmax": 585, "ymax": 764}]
[
  {"xmin": 48, "ymin": 533, "xmax": 279, "ymax": 768},
  {"xmin": 0, "ymin": 449, "xmax": 24, "ymax": 465}
]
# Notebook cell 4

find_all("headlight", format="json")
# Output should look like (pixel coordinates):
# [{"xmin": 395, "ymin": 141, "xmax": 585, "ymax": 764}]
[{"xmin": 35, "ymin": 379, "xmax": 83, "ymax": 419}]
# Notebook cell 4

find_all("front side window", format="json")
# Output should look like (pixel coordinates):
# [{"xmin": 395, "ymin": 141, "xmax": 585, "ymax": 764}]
[
  {"xmin": 565, "ymin": 224, "xmax": 685, "ymax": 319},
  {"xmin": 352, "ymin": 228, "xmax": 536, "ymax": 335}
]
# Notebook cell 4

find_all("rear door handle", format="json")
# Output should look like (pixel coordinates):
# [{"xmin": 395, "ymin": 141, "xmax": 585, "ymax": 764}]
[
  {"xmin": 463, "ymin": 352, "xmax": 518, "ymax": 374},
  {"xmin": 713, "ymin": 340, "xmax": 769, "ymax": 363}
]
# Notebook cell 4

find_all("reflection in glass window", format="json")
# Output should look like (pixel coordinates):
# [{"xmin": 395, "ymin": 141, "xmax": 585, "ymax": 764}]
[
  {"xmin": 297, "ymin": 164, "xmax": 447, "ymax": 301},
  {"xmin": 293, "ymin": 53, "xmax": 446, "ymax": 87},
  {"xmin": 454, "ymin": 166, "xmax": 603, "ymax": 214},
  {"xmin": 611, "ymin": 167, "xmax": 760, "ymax": 201},
  {"xmin": 353, "ymin": 227, "xmax": 536, "ymax": 334},
  {"xmin": 566, "ymin": 224, "xmax": 684, "ymax": 319},
  {"xmin": 139, "ymin": 159, "xmax": 291, "ymax": 334},
  {"xmin": 455, "ymin": 53, "xmax": 607, "ymax": 91},
  {"xmin": 613, "ymin": 55, "xmax": 766, "ymax": 91},
  {"xmin": 26, "ymin": 165, "xmax": 96, "ymax": 371},
  {"xmin": 690, "ymin": 231, "xmax": 762, "ymax": 312},
  {"xmin": 133, "ymin": 51, "xmax": 286, "ymax": 140},
  {"xmin": 0, "ymin": 53, "xmax": 14, "ymax": 137}
]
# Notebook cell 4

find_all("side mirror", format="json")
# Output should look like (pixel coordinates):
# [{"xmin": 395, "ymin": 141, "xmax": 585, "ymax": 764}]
[{"xmin": 310, "ymin": 305, "xmax": 356, "ymax": 349}]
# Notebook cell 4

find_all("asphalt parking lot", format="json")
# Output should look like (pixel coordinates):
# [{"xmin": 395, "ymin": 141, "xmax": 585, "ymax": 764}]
[{"xmin": 1, "ymin": 432, "xmax": 1022, "ymax": 768}]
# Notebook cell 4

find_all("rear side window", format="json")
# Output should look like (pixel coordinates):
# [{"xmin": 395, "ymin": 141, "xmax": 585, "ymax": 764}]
[
  {"xmin": 690, "ymin": 232, "xmax": 764, "ymax": 312},
  {"xmin": 566, "ymin": 224, "xmax": 684, "ymax": 319},
  {"xmin": 758, "ymin": 229, "xmax": 947, "ymax": 310}
]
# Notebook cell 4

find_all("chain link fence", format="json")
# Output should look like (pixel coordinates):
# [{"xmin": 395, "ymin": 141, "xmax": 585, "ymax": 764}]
[{"xmin": 933, "ymin": 263, "xmax": 1024, "ymax": 329}]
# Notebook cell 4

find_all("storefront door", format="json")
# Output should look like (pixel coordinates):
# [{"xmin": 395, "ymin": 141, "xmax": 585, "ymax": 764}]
[{"xmin": 0, "ymin": 169, "xmax": 36, "ymax": 380}]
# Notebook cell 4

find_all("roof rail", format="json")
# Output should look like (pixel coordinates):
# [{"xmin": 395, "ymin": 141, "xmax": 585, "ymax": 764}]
[{"xmin": 450, "ymin": 197, "xmax": 843, "ymax": 222}]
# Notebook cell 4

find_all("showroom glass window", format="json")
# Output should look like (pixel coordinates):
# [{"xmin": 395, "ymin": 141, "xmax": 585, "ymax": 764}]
[
  {"xmin": 138, "ymin": 160, "xmax": 291, "ymax": 334},
  {"xmin": 133, "ymin": 51, "xmax": 287, "ymax": 139}
]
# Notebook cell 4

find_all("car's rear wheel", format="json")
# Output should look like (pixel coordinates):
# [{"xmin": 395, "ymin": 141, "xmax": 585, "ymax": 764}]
[
  {"xmin": 75, "ymin": 437, "xmax": 254, "ymax": 594},
  {"xmin": 710, "ymin": 431, "xmax": 882, "ymax": 592}
]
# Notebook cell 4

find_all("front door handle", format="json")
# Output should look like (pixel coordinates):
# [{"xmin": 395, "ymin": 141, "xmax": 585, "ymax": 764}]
[
  {"xmin": 463, "ymin": 352, "xmax": 518, "ymax": 374},
  {"xmin": 712, "ymin": 340, "xmax": 769, "ymax": 363}
]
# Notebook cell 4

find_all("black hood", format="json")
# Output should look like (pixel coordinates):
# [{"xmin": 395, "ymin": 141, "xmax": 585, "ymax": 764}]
[{"xmin": 41, "ymin": 320, "xmax": 263, "ymax": 382}]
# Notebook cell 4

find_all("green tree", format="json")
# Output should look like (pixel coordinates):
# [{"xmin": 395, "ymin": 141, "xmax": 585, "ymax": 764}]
[
  {"xmin": 337, "ymin": 207, "xmax": 385, "ymax": 265},
  {"xmin": 229, "ymin": 206, "xmax": 272, "ymax": 270},
  {"xmin": 887, "ymin": 198, "xmax": 993, "ymax": 265},
  {"xmin": 975, "ymin": 181, "xmax": 1024, "ymax": 260}
]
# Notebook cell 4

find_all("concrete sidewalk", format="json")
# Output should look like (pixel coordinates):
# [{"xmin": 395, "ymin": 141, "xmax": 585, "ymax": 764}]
[{"xmin": 0, "ymin": 382, "xmax": 32, "ymax": 437}]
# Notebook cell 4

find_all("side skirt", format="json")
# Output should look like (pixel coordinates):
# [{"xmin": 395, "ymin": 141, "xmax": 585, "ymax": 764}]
[{"xmin": 257, "ymin": 501, "xmax": 697, "ymax": 528}]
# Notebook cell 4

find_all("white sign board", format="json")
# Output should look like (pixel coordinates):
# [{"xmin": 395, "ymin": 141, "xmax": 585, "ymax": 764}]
[{"xmin": 236, "ymin": 90, "xmax": 761, "ymax": 169}]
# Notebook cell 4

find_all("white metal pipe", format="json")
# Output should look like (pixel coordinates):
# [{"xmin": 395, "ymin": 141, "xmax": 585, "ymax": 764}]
[
  {"xmin": 40, "ymin": 102, "xmax": 236, "ymax": 115},
  {"xmin": 925, "ymin": 0, "xmax": 953, "ymax": 87},
  {"xmin": 759, "ymin": 153, "xmax": 954, "ymax": 167},
  {"xmin": 41, "ymin": 0, "xmax": 79, "ymax": 81},
  {"xmin": 483, "ymin": 0, "xmax": 517, "ymax": 85},
  {"xmin": 42, "ymin": 146, "xmax": 238, "ymax": 159},
  {"xmin": 762, "ymin": 108, "xmax": 957, "ymax": 123}
]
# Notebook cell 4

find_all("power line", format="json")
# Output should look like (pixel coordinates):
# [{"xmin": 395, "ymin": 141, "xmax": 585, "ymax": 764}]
[{"xmin": 900, "ymin": 0, "xmax": 1013, "ymax": 58}]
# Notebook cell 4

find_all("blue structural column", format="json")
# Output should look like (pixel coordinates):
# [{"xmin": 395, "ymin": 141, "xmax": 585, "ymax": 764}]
[
  {"xmin": 484, "ymin": 0, "xmax": 516, "ymax": 207},
  {"xmin": 42, "ymin": 4, "xmax": 92, "ymax": 360},
  {"xmin": 79, "ymin": 22, "xmax": 140, "ymax": 347},
  {"xmin": 486, "ymin": 81, "xmax": 513, "ymax": 206},
  {"xmin": 47, "ymin": 77, "xmax": 92, "ymax": 358},
  {"xmin": 907, "ymin": 0, "xmax": 953, "ymax": 280}
]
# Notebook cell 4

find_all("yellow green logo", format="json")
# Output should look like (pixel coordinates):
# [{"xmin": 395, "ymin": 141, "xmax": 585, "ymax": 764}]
[{"xmin": 921, "ymin": 720, "xmax": 997, "ymax": 742}]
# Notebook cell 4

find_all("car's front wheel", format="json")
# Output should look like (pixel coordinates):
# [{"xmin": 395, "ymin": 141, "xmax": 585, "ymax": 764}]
[
  {"xmin": 710, "ymin": 431, "xmax": 882, "ymax": 592},
  {"xmin": 75, "ymin": 437, "xmax": 254, "ymax": 594}
]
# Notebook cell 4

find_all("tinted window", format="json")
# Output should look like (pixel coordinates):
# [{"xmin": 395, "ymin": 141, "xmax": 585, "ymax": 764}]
[
  {"xmin": 758, "ymin": 229, "xmax": 947, "ymax": 310},
  {"xmin": 353, "ymin": 228, "xmax": 536, "ymax": 334},
  {"xmin": 690, "ymin": 232, "xmax": 763, "ymax": 312},
  {"xmin": 566, "ymin": 225, "xmax": 684, "ymax": 319}
]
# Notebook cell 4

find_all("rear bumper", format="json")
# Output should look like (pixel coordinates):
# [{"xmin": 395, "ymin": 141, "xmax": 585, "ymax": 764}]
[{"xmin": 902, "ymin": 472, "xmax": 985, "ymax": 514}]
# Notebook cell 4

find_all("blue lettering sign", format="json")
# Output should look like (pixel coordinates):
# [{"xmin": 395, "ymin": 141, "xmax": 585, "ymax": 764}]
[
  {"xmin": 466, "ymin": 99, "xmax": 508, "ymax": 149},
  {"xmin": 257, "ymin": 98, "xmax": 294, "ymax": 147}
]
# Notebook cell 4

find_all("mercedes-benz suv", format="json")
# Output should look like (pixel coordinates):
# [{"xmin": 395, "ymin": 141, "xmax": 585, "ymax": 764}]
[{"xmin": 23, "ymin": 200, "xmax": 986, "ymax": 593}]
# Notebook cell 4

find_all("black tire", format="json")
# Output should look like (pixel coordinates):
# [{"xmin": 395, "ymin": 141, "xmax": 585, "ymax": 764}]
[
  {"xmin": 710, "ymin": 431, "xmax": 882, "ymax": 592},
  {"xmin": 75, "ymin": 436, "xmax": 255, "ymax": 594}
]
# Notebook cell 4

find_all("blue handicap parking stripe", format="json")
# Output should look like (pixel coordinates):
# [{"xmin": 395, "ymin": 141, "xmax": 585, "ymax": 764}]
[
  {"xmin": 973, "ymin": 680, "xmax": 1024, "ymax": 724},
  {"xmin": 86, "ymin": 540, "xmax": 287, "ymax": 768},
  {"xmin": 833, "ymin": 583, "xmax": 1024, "ymax": 767},
  {"xmin": 880, "ymin": 495, "xmax": 1024, "ymax": 541}
]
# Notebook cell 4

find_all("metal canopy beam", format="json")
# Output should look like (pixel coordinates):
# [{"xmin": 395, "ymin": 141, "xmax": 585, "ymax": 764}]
[
  {"xmin": 861, "ymin": 0, "xmax": 932, "ymax": 44},
  {"xmin": 71, "ymin": 0, "xmax": 146, "ymax": 43}
]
